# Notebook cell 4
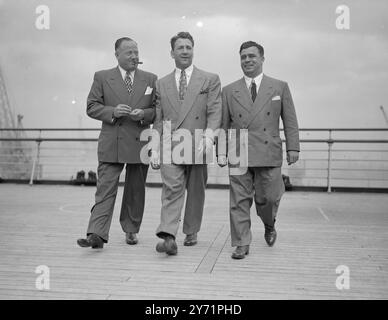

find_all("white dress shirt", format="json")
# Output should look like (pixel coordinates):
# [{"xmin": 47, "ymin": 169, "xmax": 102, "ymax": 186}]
[
  {"xmin": 244, "ymin": 72, "xmax": 263, "ymax": 94},
  {"xmin": 118, "ymin": 65, "xmax": 135, "ymax": 84},
  {"xmin": 174, "ymin": 64, "xmax": 194, "ymax": 90}
]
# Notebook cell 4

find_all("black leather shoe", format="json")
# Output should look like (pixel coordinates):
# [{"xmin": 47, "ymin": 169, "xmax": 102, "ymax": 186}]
[
  {"xmin": 231, "ymin": 245, "xmax": 249, "ymax": 259},
  {"xmin": 125, "ymin": 232, "xmax": 138, "ymax": 245},
  {"xmin": 183, "ymin": 233, "xmax": 197, "ymax": 246},
  {"xmin": 264, "ymin": 224, "xmax": 277, "ymax": 247},
  {"xmin": 77, "ymin": 233, "xmax": 104, "ymax": 249},
  {"xmin": 156, "ymin": 236, "xmax": 177, "ymax": 255}
]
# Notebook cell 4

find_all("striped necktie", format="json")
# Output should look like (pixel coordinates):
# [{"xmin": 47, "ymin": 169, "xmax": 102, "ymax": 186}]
[
  {"xmin": 124, "ymin": 71, "xmax": 133, "ymax": 94},
  {"xmin": 179, "ymin": 69, "xmax": 187, "ymax": 100}
]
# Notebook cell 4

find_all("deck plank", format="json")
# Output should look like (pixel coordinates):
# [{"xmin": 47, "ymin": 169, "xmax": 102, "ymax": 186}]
[{"xmin": 0, "ymin": 184, "xmax": 387, "ymax": 299}]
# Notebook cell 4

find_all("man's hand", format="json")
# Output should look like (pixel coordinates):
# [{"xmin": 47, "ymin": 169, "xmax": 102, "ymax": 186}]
[
  {"xmin": 217, "ymin": 155, "xmax": 228, "ymax": 167},
  {"xmin": 287, "ymin": 150, "xmax": 299, "ymax": 165},
  {"xmin": 198, "ymin": 136, "xmax": 214, "ymax": 155},
  {"xmin": 150, "ymin": 150, "xmax": 160, "ymax": 170},
  {"xmin": 129, "ymin": 109, "xmax": 145, "ymax": 121},
  {"xmin": 113, "ymin": 104, "xmax": 132, "ymax": 118}
]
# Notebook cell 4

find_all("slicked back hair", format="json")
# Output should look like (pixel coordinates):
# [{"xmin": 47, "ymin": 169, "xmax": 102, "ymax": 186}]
[
  {"xmin": 239, "ymin": 41, "xmax": 264, "ymax": 57},
  {"xmin": 115, "ymin": 37, "xmax": 135, "ymax": 51},
  {"xmin": 170, "ymin": 32, "xmax": 194, "ymax": 50}
]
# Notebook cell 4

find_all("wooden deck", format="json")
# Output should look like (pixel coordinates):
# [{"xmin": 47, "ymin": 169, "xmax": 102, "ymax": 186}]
[{"xmin": 0, "ymin": 183, "xmax": 387, "ymax": 300}]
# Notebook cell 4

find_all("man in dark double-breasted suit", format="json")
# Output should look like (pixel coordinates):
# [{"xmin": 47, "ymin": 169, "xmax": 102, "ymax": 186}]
[
  {"xmin": 218, "ymin": 41, "xmax": 300, "ymax": 259},
  {"xmin": 77, "ymin": 37, "xmax": 157, "ymax": 249}
]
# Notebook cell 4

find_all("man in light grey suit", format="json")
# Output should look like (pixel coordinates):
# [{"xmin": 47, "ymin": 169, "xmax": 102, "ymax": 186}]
[
  {"xmin": 150, "ymin": 32, "xmax": 222, "ymax": 255},
  {"xmin": 218, "ymin": 41, "xmax": 300, "ymax": 259},
  {"xmin": 77, "ymin": 37, "xmax": 157, "ymax": 249}
]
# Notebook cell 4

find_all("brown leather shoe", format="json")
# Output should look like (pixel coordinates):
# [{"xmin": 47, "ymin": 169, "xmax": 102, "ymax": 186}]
[
  {"xmin": 231, "ymin": 245, "xmax": 249, "ymax": 259},
  {"xmin": 264, "ymin": 224, "xmax": 277, "ymax": 247},
  {"xmin": 125, "ymin": 232, "xmax": 138, "ymax": 245},
  {"xmin": 77, "ymin": 233, "xmax": 104, "ymax": 249},
  {"xmin": 156, "ymin": 236, "xmax": 177, "ymax": 255},
  {"xmin": 183, "ymin": 233, "xmax": 197, "ymax": 246}
]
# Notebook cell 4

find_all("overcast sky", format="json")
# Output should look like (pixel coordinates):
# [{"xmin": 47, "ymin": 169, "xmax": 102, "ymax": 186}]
[{"xmin": 0, "ymin": 0, "xmax": 387, "ymax": 128}]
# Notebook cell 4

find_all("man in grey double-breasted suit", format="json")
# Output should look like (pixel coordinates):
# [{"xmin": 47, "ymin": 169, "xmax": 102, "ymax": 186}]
[{"xmin": 218, "ymin": 41, "xmax": 300, "ymax": 259}]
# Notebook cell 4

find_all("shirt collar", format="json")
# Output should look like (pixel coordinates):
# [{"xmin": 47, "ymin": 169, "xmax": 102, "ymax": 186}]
[
  {"xmin": 244, "ymin": 72, "xmax": 263, "ymax": 88},
  {"xmin": 118, "ymin": 65, "xmax": 135, "ymax": 81},
  {"xmin": 175, "ymin": 64, "xmax": 194, "ymax": 78}
]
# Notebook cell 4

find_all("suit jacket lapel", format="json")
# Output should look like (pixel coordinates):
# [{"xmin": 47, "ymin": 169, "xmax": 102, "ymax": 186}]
[
  {"xmin": 129, "ymin": 69, "xmax": 147, "ymax": 107},
  {"xmin": 232, "ymin": 78, "xmax": 253, "ymax": 113},
  {"xmin": 176, "ymin": 67, "xmax": 205, "ymax": 129},
  {"xmin": 247, "ymin": 75, "xmax": 274, "ymax": 126},
  {"xmin": 165, "ymin": 71, "xmax": 181, "ymax": 114},
  {"xmin": 106, "ymin": 67, "xmax": 131, "ymax": 104}
]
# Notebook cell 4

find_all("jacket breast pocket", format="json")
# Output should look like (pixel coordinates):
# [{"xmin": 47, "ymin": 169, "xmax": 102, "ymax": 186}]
[
  {"xmin": 271, "ymin": 100, "xmax": 281, "ymax": 118},
  {"xmin": 195, "ymin": 92, "xmax": 208, "ymax": 106},
  {"xmin": 271, "ymin": 100, "xmax": 281, "ymax": 109},
  {"xmin": 199, "ymin": 86, "xmax": 209, "ymax": 95},
  {"xmin": 137, "ymin": 95, "xmax": 153, "ymax": 108}
]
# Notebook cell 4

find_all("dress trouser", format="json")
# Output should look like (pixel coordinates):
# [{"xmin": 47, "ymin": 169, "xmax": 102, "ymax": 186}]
[
  {"xmin": 156, "ymin": 164, "xmax": 208, "ymax": 239},
  {"xmin": 229, "ymin": 166, "xmax": 285, "ymax": 247},
  {"xmin": 86, "ymin": 162, "xmax": 148, "ymax": 242}
]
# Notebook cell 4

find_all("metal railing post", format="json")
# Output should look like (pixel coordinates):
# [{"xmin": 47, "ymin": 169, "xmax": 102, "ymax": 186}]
[
  {"xmin": 327, "ymin": 141, "xmax": 334, "ymax": 192},
  {"xmin": 327, "ymin": 130, "xmax": 333, "ymax": 192},
  {"xmin": 29, "ymin": 139, "xmax": 41, "ymax": 186}
]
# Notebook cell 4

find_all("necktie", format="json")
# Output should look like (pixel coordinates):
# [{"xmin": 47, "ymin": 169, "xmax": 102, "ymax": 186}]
[
  {"xmin": 251, "ymin": 79, "xmax": 257, "ymax": 102},
  {"xmin": 179, "ymin": 69, "xmax": 187, "ymax": 100},
  {"xmin": 124, "ymin": 71, "xmax": 133, "ymax": 94}
]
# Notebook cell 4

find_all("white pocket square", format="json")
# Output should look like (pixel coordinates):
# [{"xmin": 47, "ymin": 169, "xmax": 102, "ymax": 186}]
[
  {"xmin": 145, "ymin": 86, "xmax": 153, "ymax": 95},
  {"xmin": 272, "ymin": 95, "xmax": 281, "ymax": 101}
]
